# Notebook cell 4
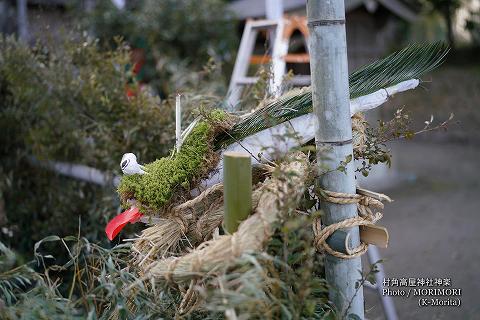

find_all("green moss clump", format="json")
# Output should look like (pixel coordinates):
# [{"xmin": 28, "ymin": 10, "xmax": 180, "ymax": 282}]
[{"xmin": 117, "ymin": 110, "xmax": 227, "ymax": 213}]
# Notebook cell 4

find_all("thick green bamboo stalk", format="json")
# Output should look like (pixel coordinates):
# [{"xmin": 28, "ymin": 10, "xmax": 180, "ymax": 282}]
[
  {"xmin": 307, "ymin": 1, "xmax": 365, "ymax": 318},
  {"xmin": 223, "ymin": 152, "xmax": 252, "ymax": 233}
]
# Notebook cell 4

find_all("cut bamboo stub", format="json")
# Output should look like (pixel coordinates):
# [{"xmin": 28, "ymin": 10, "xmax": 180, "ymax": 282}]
[
  {"xmin": 331, "ymin": 225, "xmax": 389, "ymax": 255},
  {"xmin": 223, "ymin": 151, "xmax": 252, "ymax": 234},
  {"xmin": 360, "ymin": 225, "xmax": 389, "ymax": 248}
]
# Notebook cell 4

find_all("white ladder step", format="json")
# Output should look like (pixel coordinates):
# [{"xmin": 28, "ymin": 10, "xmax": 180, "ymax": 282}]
[
  {"xmin": 237, "ymin": 77, "xmax": 260, "ymax": 85},
  {"xmin": 249, "ymin": 19, "xmax": 278, "ymax": 29},
  {"xmin": 288, "ymin": 75, "xmax": 311, "ymax": 86}
]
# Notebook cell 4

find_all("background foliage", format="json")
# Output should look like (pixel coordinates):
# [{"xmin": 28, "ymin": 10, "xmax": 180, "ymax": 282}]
[
  {"xmin": 83, "ymin": 0, "xmax": 237, "ymax": 97},
  {"xmin": 0, "ymin": 33, "xmax": 223, "ymax": 256}
]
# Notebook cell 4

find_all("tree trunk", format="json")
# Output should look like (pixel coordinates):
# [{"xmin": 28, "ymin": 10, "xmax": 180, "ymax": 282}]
[
  {"xmin": 16, "ymin": 0, "xmax": 29, "ymax": 42},
  {"xmin": 444, "ymin": 5, "xmax": 455, "ymax": 48}
]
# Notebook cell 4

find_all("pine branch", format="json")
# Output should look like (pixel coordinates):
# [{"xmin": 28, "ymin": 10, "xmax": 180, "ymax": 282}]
[
  {"xmin": 349, "ymin": 42, "xmax": 449, "ymax": 98},
  {"xmin": 215, "ymin": 43, "xmax": 449, "ymax": 149}
]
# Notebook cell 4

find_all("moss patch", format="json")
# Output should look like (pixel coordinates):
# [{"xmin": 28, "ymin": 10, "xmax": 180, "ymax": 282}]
[{"xmin": 117, "ymin": 109, "xmax": 228, "ymax": 214}]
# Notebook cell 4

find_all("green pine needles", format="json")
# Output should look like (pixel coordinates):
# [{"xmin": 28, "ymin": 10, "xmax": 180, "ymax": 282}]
[
  {"xmin": 349, "ymin": 42, "xmax": 449, "ymax": 98},
  {"xmin": 215, "ymin": 42, "xmax": 449, "ymax": 148},
  {"xmin": 118, "ymin": 110, "xmax": 227, "ymax": 213}
]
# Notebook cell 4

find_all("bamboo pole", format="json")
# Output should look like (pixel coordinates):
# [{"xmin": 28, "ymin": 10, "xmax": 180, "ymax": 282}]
[
  {"xmin": 306, "ymin": 1, "xmax": 365, "ymax": 318},
  {"xmin": 223, "ymin": 152, "xmax": 252, "ymax": 234}
]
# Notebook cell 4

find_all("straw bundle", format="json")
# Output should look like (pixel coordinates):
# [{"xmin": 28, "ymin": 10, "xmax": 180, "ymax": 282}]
[
  {"xmin": 131, "ymin": 184, "xmax": 224, "ymax": 267},
  {"xmin": 352, "ymin": 112, "xmax": 367, "ymax": 156},
  {"xmin": 130, "ymin": 164, "xmax": 274, "ymax": 269},
  {"xmin": 143, "ymin": 152, "xmax": 311, "ymax": 285}
]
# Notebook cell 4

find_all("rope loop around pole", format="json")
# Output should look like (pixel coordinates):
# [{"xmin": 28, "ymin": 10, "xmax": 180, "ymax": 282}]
[{"xmin": 313, "ymin": 187, "xmax": 391, "ymax": 259}]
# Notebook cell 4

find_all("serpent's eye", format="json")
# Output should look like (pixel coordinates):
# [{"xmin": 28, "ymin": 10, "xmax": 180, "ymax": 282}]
[{"xmin": 121, "ymin": 159, "xmax": 129, "ymax": 169}]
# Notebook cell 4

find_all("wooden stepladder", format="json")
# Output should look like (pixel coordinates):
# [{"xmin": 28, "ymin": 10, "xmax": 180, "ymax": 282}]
[{"xmin": 227, "ymin": 16, "xmax": 311, "ymax": 110}]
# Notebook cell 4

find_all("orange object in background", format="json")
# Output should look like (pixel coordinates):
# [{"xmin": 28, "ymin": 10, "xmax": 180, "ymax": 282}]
[
  {"xmin": 249, "ymin": 16, "xmax": 310, "ymax": 66},
  {"xmin": 125, "ymin": 47, "xmax": 146, "ymax": 98}
]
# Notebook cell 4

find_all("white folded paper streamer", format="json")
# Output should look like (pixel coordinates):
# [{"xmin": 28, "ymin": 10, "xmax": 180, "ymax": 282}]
[
  {"xmin": 350, "ymin": 79, "xmax": 419, "ymax": 114},
  {"xmin": 192, "ymin": 79, "xmax": 419, "ymax": 194}
]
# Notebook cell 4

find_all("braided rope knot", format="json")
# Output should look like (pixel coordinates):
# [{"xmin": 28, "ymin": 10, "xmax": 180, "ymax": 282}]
[{"xmin": 314, "ymin": 187, "xmax": 391, "ymax": 259}]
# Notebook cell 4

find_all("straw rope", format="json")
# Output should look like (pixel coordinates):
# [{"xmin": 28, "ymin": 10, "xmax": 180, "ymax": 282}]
[
  {"xmin": 143, "ymin": 153, "xmax": 310, "ymax": 285},
  {"xmin": 313, "ymin": 187, "xmax": 392, "ymax": 259},
  {"xmin": 178, "ymin": 279, "xmax": 200, "ymax": 316},
  {"xmin": 130, "ymin": 163, "xmax": 275, "ymax": 269},
  {"xmin": 174, "ymin": 184, "xmax": 224, "ymax": 215},
  {"xmin": 131, "ymin": 189, "xmax": 224, "ymax": 268},
  {"xmin": 131, "ymin": 186, "xmax": 267, "ymax": 269}
]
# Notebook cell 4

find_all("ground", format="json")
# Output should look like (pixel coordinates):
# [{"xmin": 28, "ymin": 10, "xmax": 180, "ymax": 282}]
[
  {"xmin": 364, "ymin": 141, "xmax": 480, "ymax": 319},
  {"xmin": 360, "ymin": 65, "xmax": 480, "ymax": 319}
]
